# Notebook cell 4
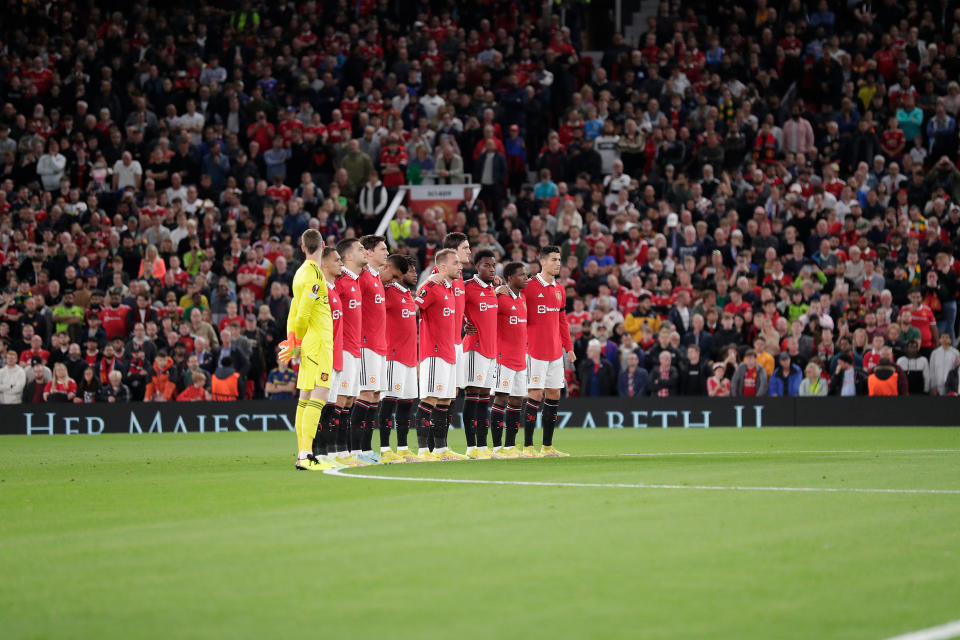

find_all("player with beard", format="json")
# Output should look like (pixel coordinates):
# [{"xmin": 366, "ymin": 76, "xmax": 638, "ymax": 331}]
[
  {"xmin": 490, "ymin": 262, "xmax": 529, "ymax": 458},
  {"xmin": 379, "ymin": 254, "xmax": 422, "ymax": 462},
  {"xmin": 355, "ymin": 235, "xmax": 391, "ymax": 463},
  {"xmin": 522, "ymin": 246, "xmax": 574, "ymax": 457},
  {"xmin": 333, "ymin": 238, "xmax": 371, "ymax": 466},
  {"xmin": 462, "ymin": 249, "xmax": 500, "ymax": 459},
  {"xmin": 415, "ymin": 249, "xmax": 468, "ymax": 461}
]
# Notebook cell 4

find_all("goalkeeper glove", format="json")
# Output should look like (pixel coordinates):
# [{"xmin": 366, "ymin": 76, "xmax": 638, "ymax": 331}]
[{"xmin": 277, "ymin": 331, "xmax": 301, "ymax": 363}]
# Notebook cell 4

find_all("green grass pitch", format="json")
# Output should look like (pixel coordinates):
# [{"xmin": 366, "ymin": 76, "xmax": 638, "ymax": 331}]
[{"xmin": 2, "ymin": 427, "xmax": 960, "ymax": 639}]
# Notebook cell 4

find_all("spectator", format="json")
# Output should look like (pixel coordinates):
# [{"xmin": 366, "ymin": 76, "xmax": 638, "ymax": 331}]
[
  {"xmin": 617, "ymin": 352, "xmax": 649, "ymax": 397},
  {"xmin": 769, "ymin": 353, "xmax": 804, "ymax": 397},
  {"xmin": 578, "ymin": 340, "xmax": 616, "ymax": 397},
  {"xmin": 678, "ymin": 344, "xmax": 709, "ymax": 396},
  {"xmin": 929, "ymin": 333, "xmax": 960, "ymax": 395},
  {"xmin": 649, "ymin": 351, "xmax": 680, "ymax": 397},
  {"xmin": 0, "ymin": 350, "xmax": 26, "ymax": 404},
  {"xmin": 177, "ymin": 372, "xmax": 210, "ymax": 402},
  {"xmin": 798, "ymin": 363, "xmax": 828, "ymax": 397},
  {"xmin": 74, "ymin": 366, "xmax": 100, "ymax": 403},
  {"xmin": 897, "ymin": 340, "xmax": 930, "ymax": 395},
  {"xmin": 829, "ymin": 353, "xmax": 868, "ymax": 396},
  {"xmin": 99, "ymin": 370, "xmax": 131, "ymax": 403},
  {"xmin": 44, "ymin": 362, "xmax": 77, "ymax": 402},
  {"xmin": 144, "ymin": 351, "xmax": 178, "ymax": 402},
  {"xmin": 707, "ymin": 362, "xmax": 730, "ymax": 397},
  {"xmin": 265, "ymin": 359, "xmax": 297, "ymax": 400},
  {"xmin": 731, "ymin": 349, "xmax": 769, "ymax": 397}
]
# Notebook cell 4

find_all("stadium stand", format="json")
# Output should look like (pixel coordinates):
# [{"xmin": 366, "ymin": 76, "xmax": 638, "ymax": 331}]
[{"xmin": 1, "ymin": 0, "xmax": 960, "ymax": 403}]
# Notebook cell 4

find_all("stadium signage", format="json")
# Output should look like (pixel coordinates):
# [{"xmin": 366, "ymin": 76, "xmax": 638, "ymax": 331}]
[
  {"xmin": 4, "ymin": 397, "xmax": 956, "ymax": 436},
  {"xmin": 20, "ymin": 405, "xmax": 296, "ymax": 435}
]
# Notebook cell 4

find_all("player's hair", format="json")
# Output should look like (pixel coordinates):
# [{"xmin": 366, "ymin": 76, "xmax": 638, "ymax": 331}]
[
  {"xmin": 359, "ymin": 234, "xmax": 386, "ymax": 251},
  {"xmin": 435, "ymin": 248, "xmax": 457, "ymax": 265},
  {"xmin": 442, "ymin": 232, "xmax": 468, "ymax": 249},
  {"xmin": 405, "ymin": 255, "xmax": 419, "ymax": 273},
  {"xmin": 301, "ymin": 229, "xmax": 323, "ymax": 255},
  {"xmin": 473, "ymin": 249, "xmax": 495, "ymax": 264},
  {"xmin": 336, "ymin": 238, "xmax": 359, "ymax": 258},
  {"xmin": 539, "ymin": 245, "xmax": 561, "ymax": 258},
  {"xmin": 321, "ymin": 246, "xmax": 338, "ymax": 260},
  {"xmin": 503, "ymin": 261, "xmax": 525, "ymax": 280},
  {"xmin": 387, "ymin": 254, "xmax": 408, "ymax": 273}
]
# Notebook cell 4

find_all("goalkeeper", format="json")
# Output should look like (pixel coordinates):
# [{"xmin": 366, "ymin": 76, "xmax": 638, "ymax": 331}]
[{"xmin": 278, "ymin": 229, "xmax": 336, "ymax": 471}]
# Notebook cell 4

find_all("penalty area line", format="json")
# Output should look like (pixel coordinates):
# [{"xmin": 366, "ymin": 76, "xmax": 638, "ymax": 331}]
[
  {"xmin": 321, "ymin": 467, "xmax": 960, "ymax": 495},
  {"xmin": 884, "ymin": 619, "xmax": 960, "ymax": 640}
]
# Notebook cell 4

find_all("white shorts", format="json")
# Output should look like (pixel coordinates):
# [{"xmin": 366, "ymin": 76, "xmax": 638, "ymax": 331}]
[
  {"xmin": 493, "ymin": 363, "xmax": 528, "ymax": 397},
  {"xmin": 384, "ymin": 360, "xmax": 418, "ymax": 400},
  {"xmin": 359, "ymin": 348, "xmax": 387, "ymax": 392},
  {"xmin": 526, "ymin": 356, "xmax": 565, "ymax": 390},
  {"xmin": 328, "ymin": 369, "xmax": 341, "ymax": 403},
  {"xmin": 419, "ymin": 356, "xmax": 457, "ymax": 400},
  {"xmin": 455, "ymin": 343, "xmax": 465, "ymax": 388},
  {"xmin": 339, "ymin": 352, "xmax": 361, "ymax": 398},
  {"xmin": 461, "ymin": 350, "xmax": 496, "ymax": 389}
]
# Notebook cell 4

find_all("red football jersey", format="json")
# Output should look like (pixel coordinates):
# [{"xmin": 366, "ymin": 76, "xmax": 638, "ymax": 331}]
[
  {"xmin": 359, "ymin": 266, "xmax": 387, "ymax": 355},
  {"xmin": 414, "ymin": 279, "xmax": 456, "ymax": 364},
  {"xmin": 462, "ymin": 276, "xmax": 498, "ymax": 359},
  {"xmin": 385, "ymin": 282, "xmax": 418, "ymax": 367},
  {"xmin": 335, "ymin": 268, "xmax": 362, "ymax": 358},
  {"xmin": 237, "ymin": 263, "xmax": 266, "ymax": 300},
  {"xmin": 496, "ymin": 290, "xmax": 527, "ymax": 371},
  {"xmin": 99, "ymin": 304, "xmax": 130, "ymax": 340},
  {"xmin": 523, "ymin": 274, "xmax": 573, "ymax": 361},
  {"xmin": 327, "ymin": 281, "xmax": 344, "ymax": 371},
  {"xmin": 909, "ymin": 304, "xmax": 937, "ymax": 348}
]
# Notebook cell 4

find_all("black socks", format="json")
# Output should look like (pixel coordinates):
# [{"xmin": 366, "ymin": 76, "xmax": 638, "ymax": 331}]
[
  {"xmin": 491, "ymin": 403, "xmax": 505, "ymax": 448},
  {"xmin": 542, "ymin": 398, "xmax": 559, "ymax": 447},
  {"xmin": 475, "ymin": 395, "xmax": 490, "ymax": 448},
  {"xmin": 505, "ymin": 404, "xmax": 521, "ymax": 447},
  {"xmin": 416, "ymin": 401, "xmax": 432, "ymax": 451},
  {"xmin": 378, "ymin": 397, "xmax": 398, "ymax": 449},
  {"xmin": 462, "ymin": 394, "xmax": 478, "ymax": 448},
  {"xmin": 522, "ymin": 398, "xmax": 541, "ymax": 448}
]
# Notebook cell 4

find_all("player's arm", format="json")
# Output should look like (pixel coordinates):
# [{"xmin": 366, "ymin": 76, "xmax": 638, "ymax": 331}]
[{"xmin": 559, "ymin": 296, "xmax": 575, "ymax": 361}]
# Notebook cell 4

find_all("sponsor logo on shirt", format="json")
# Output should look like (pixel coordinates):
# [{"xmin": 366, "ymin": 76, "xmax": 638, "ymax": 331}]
[
  {"xmin": 374, "ymin": 294, "xmax": 385, "ymax": 304},
  {"xmin": 478, "ymin": 302, "xmax": 497, "ymax": 312},
  {"xmin": 401, "ymin": 309, "xmax": 415, "ymax": 318},
  {"xmin": 348, "ymin": 300, "xmax": 361, "ymax": 309}
]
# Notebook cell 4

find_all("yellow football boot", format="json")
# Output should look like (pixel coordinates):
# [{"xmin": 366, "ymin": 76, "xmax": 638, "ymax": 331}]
[
  {"xmin": 539, "ymin": 445, "xmax": 570, "ymax": 458},
  {"xmin": 496, "ymin": 446, "xmax": 522, "ymax": 459},
  {"xmin": 379, "ymin": 449, "xmax": 403, "ymax": 464},
  {"xmin": 520, "ymin": 446, "xmax": 541, "ymax": 458}
]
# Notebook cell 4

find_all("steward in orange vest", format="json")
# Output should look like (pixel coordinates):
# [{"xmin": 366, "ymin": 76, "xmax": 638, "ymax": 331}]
[
  {"xmin": 212, "ymin": 356, "xmax": 242, "ymax": 401},
  {"xmin": 867, "ymin": 358, "xmax": 900, "ymax": 396}
]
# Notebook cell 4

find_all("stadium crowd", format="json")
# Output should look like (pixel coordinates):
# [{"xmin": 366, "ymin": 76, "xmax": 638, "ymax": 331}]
[{"xmin": 2, "ymin": 0, "xmax": 960, "ymax": 404}]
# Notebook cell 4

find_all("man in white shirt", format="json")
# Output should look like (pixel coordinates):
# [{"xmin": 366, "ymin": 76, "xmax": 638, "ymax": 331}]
[
  {"xmin": 929, "ymin": 333, "xmax": 960, "ymax": 395},
  {"xmin": 0, "ymin": 350, "xmax": 26, "ymax": 404},
  {"xmin": 112, "ymin": 152, "xmax": 142, "ymax": 191}
]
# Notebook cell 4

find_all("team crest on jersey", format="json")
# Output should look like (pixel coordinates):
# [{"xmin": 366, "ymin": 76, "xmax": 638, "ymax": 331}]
[
  {"xmin": 476, "ymin": 374, "xmax": 483, "ymax": 381},
  {"xmin": 437, "ymin": 384, "xmax": 443, "ymax": 391},
  {"xmin": 320, "ymin": 373, "xmax": 329, "ymax": 381},
  {"xmin": 532, "ymin": 376, "xmax": 540, "ymax": 382},
  {"xmin": 341, "ymin": 381, "xmax": 348, "ymax": 388},
  {"xmin": 503, "ymin": 381, "xmax": 509, "ymax": 387},
  {"xmin": 369, "ymin": 376, "xmax": 376, "ymax": 384},
  {"xmin": 395, "ymin": 384, "xmax": 401, "ymax": 391},
  {"xmin": 555, "ymin": 291, "xmax": 561, "ymax": 301}
]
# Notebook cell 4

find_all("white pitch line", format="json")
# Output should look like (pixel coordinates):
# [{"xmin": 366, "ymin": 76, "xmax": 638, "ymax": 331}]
[
  {"xmin": 885, "ymin": 619, "xmax": 960, "ymax": 640},
  {"xmin": 321, "ymin": 467, "xmax": 960, "ymax": 495},
  {"xmin": 577, "ymin": 448, "xmax": 960, "ymax": 458}
]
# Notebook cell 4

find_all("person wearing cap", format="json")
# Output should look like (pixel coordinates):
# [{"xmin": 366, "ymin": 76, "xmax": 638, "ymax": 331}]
[
  {"xmin": 768, "ymin": 352, "xmax": 803, "ymax": 396},
  {"xmin": 829, "ymin": 351, "xmax": 869, "ymax": 396},
  {"xmin": 707, "ymin": 362, "xmax": 730, "ymax": 397}
]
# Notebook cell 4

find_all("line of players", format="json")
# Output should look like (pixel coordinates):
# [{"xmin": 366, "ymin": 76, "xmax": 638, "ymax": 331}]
[{"xmin": 282, "ymin": 229, "xmax": 574, "ymax": 470}]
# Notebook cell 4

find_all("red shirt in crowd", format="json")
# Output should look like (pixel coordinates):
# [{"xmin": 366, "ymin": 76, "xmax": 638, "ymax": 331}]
[{"xmin": 99, "ymin": 304, "xmax": 130, "ymax": 340}]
